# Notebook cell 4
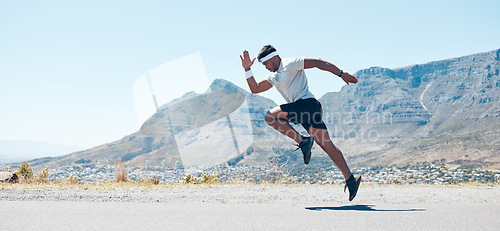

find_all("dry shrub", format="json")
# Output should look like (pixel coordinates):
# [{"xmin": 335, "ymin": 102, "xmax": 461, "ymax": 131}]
[
  {"xmin": 201, "ymin": 173, "xmax": 220, "ymax": 184},
  {"xmin": 182, "ymin": 173, "xmax": 219, "ymax": 184},
  {"xmin": 182, "ymin": 174, "xmax": 196, "ymax": 184},
  {"xmin": 15, "ymin": 163, "xmax": 51, "ymax": 184},
  {"xmin": 15, "ymin": 162, "xmax": 33, "ymax": 183},
  {"xmin": 263, "ymin": 155, "xmax": 292, "ymax": 184},
  {"xmin": 33, "ymin": 166, "xmax": 50, "ymax": 184},
  {"xmin": 138, "ymin": 176, "xmax": 160, "ymax": 185},
  {"xmin": 115, "ymin": 158, "xmax": 127, "ymax": 182},
  {"xmin": 63, "ymin": 175, "xmax": 78, "ymax": 184},
  {"xmin": 149, "ymin": 177, "xmax": 160, "ymax": 185}
]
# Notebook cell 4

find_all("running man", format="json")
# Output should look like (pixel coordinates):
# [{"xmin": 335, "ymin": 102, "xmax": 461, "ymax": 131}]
[{"xmin": 240, "ymin": 45, "xmax": 362, "ymax": 201}]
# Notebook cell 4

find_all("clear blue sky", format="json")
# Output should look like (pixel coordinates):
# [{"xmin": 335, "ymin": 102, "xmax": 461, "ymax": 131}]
[{"xmin": 1, "ymin": 0, "xmax": 499, "ymax": 155}]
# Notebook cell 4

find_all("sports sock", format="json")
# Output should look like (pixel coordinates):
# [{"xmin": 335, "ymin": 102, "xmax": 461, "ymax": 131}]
[{"xmin": 346, "ymin": 175, "xmax": 355, "ymax": 184}]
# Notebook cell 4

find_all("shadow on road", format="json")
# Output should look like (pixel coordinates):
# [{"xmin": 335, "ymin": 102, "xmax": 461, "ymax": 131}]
[{"xmin": 305, "ymin": 205, "xmax": 426, "ymax": 212}]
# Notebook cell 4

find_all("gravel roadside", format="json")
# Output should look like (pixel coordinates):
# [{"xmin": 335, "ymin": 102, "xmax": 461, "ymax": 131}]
[{"xmin": 1, "ymin": 185, "xmax": 499, "ymax": 204}]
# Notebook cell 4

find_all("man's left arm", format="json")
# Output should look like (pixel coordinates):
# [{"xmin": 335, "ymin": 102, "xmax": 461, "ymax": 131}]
[{"xmin": 304, "ymin": 57, "xmax": 358, "ymax": 85}]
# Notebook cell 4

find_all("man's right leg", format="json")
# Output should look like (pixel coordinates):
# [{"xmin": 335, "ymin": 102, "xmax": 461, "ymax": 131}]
[
  {"xmin": 309, "ymin": 127, "xmax": 361, "ymax": 201},
  {"xmin": 308, "ymin": 127, "xmax": 352, "ymax": 179},
  {"xmin": 265, "ymin": 106, "xmax": 302, "ymax": 144}
]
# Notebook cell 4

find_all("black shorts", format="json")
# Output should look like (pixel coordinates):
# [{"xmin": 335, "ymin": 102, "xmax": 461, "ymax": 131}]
[{"xmin": 280, "ymin": 98, "xmax": 327, "ymax": 131}]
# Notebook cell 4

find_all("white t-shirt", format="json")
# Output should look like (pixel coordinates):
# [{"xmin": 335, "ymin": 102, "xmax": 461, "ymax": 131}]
[{"xmin": 265, "ymin": 56, "xmax": 315, "ymax": 103}]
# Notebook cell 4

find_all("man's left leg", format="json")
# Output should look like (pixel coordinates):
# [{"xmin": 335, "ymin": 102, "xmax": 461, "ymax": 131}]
[
  {"xmin": 265, "ymin": 106, "xmax": 302, "ymax": 144},
  {"xmin": 266, "ymin": 106, "xmax": 314, "ymax": 165}
]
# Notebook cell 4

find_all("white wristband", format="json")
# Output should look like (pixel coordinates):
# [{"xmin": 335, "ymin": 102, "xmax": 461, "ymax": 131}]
[{"xmin": 245, "ymin": 70, "xmax": 253, "ymax": 79}]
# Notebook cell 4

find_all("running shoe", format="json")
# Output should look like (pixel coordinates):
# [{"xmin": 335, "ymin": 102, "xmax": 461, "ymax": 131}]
[
  {"xmin": 295, "ymin": 136, "xmax": 314, "ymax": 165},
  {"xmin": 344, "ymin": 175, "xmax": 362, "ymax": 201}
]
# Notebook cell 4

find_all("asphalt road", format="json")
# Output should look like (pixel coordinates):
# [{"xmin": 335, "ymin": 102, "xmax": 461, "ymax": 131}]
[{"xmin": 1, "ymin": 186, "xmax": 499, "ymax": 230}]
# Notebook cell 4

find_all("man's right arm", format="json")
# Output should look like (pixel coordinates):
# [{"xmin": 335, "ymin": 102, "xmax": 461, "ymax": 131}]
[
  {"xmin": 246, "ymin": 77, "xmax": 273, "ymax": 94},
  {"xmin": 241, "ymin": 50, "xmax": 273, "ymax": 94}
]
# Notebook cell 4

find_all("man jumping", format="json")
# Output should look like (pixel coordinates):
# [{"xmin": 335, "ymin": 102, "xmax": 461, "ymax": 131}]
[{"xmin": 240, "ymin": 45, "xmax": 362, "ymax": 201}]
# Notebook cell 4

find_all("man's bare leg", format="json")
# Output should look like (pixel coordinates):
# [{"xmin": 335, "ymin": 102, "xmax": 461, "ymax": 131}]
[
  {"xmin": 265, "ymin": 106, "xmax": 302, "ymax": 144},
  {"xmin": 309, "ymin": 127, "xmax": 352, "ymax": 180}
]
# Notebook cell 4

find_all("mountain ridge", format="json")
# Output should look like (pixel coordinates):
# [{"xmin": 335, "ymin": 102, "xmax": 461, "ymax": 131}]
[
  {"xmin": 24, "ymin": 48, "xmax": 500, "ymax": 170},
  {"xmin": 320, "ymin": 48, "xmax": 500, "ymax": 169}
]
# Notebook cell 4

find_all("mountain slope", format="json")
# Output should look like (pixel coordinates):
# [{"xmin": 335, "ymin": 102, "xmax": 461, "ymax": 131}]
[
  {"xmin": 28, "ymin": 49, "xmax": 500, "ymax": 170},
  {"xmin": 319, "ymin": 49, "xmax": 500, "ymax": 169},
  {"xmin": 29, "ymin": 79, "xmax": 279, "ymax": 169}
]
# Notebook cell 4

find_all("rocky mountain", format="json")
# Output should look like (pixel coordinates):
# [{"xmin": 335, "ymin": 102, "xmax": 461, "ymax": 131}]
[
  {"xmin": 320, "ymin": 49, "xmax": 500, "ymax": 169},
  {"xmin": 28, "ymin": 79, "xmax": 281, "ymax": 169},
  {"xmin": 28, "ymin": 49, "xmax": 500, "ymax": 170}
]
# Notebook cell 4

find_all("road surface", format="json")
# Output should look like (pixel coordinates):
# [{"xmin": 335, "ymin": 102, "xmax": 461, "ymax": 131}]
[{"xmin": 1, "ymin": 185, "xmax": 498, "ymax": 230}]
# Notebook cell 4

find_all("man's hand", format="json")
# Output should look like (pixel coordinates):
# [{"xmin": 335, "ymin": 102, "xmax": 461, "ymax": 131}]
[
  {"xmin": 342, "ymin": 72, "xmax": 358, "ymax": 85},
  {"xmin": 240, "ymin": 50, "xmax": 256, "ymax": 71}
]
